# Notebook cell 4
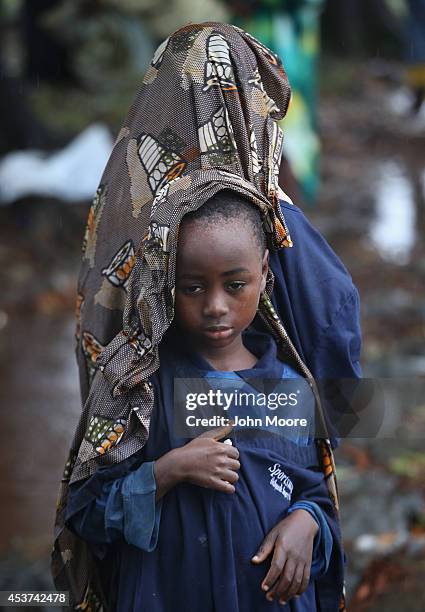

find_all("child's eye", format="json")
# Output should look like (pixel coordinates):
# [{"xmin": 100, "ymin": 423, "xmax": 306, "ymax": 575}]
[
  {"xmin": 182, "ymin": 285, "xmax": 203, "ymax": 295},
  {"xmin": 227, "ymin": 281, "xmax": 246, "ymax": 292}
]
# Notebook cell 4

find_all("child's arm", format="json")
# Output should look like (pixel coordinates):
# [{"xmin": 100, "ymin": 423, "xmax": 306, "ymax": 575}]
[
  {"xmin": 65, "ymin": 460, "xmax": 164, "ymax": 555},
  {"xmin": 286, "ymin": 500, "xmax": 333, "ymax": 577},
  {"xmin": 251, "ymin": 455, "xmax": 340, "ymax": 606},
  {"xmin": 66, "ymin": 425, "xmax": 240, "ymax": 553},
  {"xmin": 251, "ymin": 508, "xmax": 320, "ymax": 606},
  {"xmin": 152, "ymin": 422, "xmax": 241, "ymax": 500}
]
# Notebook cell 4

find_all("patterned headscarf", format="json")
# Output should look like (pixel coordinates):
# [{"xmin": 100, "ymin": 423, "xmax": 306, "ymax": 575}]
[{"xmin": 51, "ymin": 22, "xmax": 345, "ymax": 611}]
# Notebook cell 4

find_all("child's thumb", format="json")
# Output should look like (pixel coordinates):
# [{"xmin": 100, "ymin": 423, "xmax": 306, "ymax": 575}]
[{"xmin": 251, "ymin": 534, "xmax": 275, "ymax": 563}]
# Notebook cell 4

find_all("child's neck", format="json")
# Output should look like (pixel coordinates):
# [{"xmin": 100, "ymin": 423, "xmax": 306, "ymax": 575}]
[{"xmin": 197, "ymin": 336, "xmax": 258, "ymax": 372}]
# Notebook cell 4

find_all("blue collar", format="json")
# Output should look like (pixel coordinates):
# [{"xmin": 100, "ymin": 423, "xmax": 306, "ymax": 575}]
[{"xmin": 162, "ymin": 329, "xmax": 284, "ymax": 380}]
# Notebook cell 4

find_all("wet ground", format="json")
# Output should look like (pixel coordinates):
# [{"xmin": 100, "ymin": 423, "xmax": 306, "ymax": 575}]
[
  {"xmin": 312, "ymin": 62, "xmax": 425, "ymax": 610},
  {"xmin": 0, "ymin": 61, "xmax": 424, "ymax": 610}
]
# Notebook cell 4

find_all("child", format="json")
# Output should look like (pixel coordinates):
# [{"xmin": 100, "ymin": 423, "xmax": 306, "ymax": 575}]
[
  {"xmin": 52, "ymin": 22, "xmax": 358, "ymax": 612},
  {"xmin": 63, "ymin": 190, "xmax": 343, "ymax": 611}
]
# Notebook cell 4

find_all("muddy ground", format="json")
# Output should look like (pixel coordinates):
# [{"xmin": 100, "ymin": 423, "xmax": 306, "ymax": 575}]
[{"xmin": 0, "ymin": 59, "xmax": 424, "ymax": 610}]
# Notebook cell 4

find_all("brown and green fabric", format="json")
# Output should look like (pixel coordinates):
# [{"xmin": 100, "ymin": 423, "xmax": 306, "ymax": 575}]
[{"xmin": 51, "ymin": 22, "xmax": 345, "ymax": 611}]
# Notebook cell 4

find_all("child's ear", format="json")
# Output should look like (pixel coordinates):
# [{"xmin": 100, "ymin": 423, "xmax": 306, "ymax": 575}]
[{"xmin": 260, "ymin": 249, "xmax": 269, "ymax": 293}]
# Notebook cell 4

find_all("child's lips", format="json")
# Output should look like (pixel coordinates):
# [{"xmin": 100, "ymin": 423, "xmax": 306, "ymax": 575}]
[{"xmin": 202, "ymin": 326, "xmax": 233, "ymax": 340}]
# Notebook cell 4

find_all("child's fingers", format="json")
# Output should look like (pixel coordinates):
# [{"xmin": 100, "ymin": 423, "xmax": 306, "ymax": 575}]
[
  {"xmin": 263, "ymin": 549, "xmax": 288, "ymax": 597},
  {"xmin": 256, "ymin": 542, "xmax": 287, "ymax": 595},
  {"xmin": 266, "ymin": 558, "xmax": 296, "ymax": 604},
  {"xmin": 222, "ymin": 468, "xmax": 239, "ymax": 484},
  {"xmin": 297, "ymin": 564, "xmax": 310, "ymax": 596},
  {"xmin": 197, "ymin": 421, "xmax": 234, "ymax": 440},
  {"xmin": 281, "ymin": 563, "xmax": 304, "ymax": 603},
  {"xmin": 225, "ymin": 445, "xmax": 239, "ymax": 460},
  {"xmin": 227, "ymin": 458, "xmax": 240, "ymax": 472},
  {"xmin": 212, "ymin": 478, "xmax": 235, "ymax": 494}
]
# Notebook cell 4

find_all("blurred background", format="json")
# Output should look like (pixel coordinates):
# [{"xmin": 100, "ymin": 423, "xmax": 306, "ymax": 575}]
[{"xmin": 0, "ymin": 1, "xmax": 425, "ymax": 610}]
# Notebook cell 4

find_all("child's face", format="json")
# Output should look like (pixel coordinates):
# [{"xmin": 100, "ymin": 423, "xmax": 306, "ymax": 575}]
[{"xmin": 175, "ymin": 217, "xmax": 269, "ymax": 357}]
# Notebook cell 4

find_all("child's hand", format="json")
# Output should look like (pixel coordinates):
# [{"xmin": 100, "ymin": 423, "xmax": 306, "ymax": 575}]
[
  {"xmin": 251, "ymin": 509, "xmax": 319, "ymax": 606},
  {"xmin": 175, "ymin": 424, "xmax": 240, "ymax": 493}
]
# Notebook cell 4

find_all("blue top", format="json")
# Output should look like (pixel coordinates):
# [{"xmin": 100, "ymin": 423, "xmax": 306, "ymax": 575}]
[
  {"xmin": 66, "ymin": 331, "xmax": 341, "ymax": 611},
  {"xmin": 406, "ymin": 0, "xmax": 425, "ymax": 64},
  {"xmin": 66, "ymin": 345, "xmax": 331, "ymax": 559},
  {"xmin": 270, "ymin": 200, "xmax": 361, "ymax": 381},
  {"xmin": 269, "ymin": 200, "xmax": 362, "ymax": 449}
]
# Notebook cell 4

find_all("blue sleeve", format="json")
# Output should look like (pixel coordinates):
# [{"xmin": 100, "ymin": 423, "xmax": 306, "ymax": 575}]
[
  {"xmin": 287, "ymin": 500, "xmax": 333, "ymax": 578},
  {"xmin": 65, "ymin": 461, "xmax": 163, "ymax": 556},
  {"xmin": 270, "ymin": 201, "xmax": 363, "ymax": 449},
  {"xmin": 271, "ymin": 201, "xmax": 362, "ymax": 380}
]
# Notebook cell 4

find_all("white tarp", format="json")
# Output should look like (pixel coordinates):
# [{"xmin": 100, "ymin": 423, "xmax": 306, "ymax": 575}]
[{"xmin": 0, "ymin": 123, "xmax": 113, "ymax": 204}]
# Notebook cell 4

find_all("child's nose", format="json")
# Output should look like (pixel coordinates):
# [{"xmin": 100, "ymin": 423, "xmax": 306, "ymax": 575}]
[{"xmin": 203, "ymin": 292, "xmax": 229, "ymax": 318}]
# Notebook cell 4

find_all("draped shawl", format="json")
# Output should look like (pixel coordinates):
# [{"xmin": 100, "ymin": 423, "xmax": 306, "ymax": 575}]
[{"xmin": 51, "ymin": 22, "xmax": 346, "ymax": 611}]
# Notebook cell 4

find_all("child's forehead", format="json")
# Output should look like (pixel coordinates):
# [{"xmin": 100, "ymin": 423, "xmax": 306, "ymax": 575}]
[
  {"xmin": 176, "ymin": 221, "xmax": 261, "ymax": 270},
  {"xmin": 178, "ymin": 194, "xmax": 266, "ymax": 254},
  {"xmin": 179, "ymin": 213, "xmax": 257, "ymax": 244},
  {"xmin": 182, "ymin": 210, "xmax": 253, "ymax": 229}
]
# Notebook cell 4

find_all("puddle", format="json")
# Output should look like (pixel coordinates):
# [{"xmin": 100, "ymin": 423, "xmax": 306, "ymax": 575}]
[{"xmin": 369, "ymin": 160, "xmax": 416, "ymax": 265}]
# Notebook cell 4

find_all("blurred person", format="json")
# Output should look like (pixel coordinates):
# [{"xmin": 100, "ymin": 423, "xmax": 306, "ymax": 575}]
[
  {"xmin": 321, "ymin": 0, "xmax": 403, "ymax": 58},
  {"xmin": 229, "ymin": 0, "xmax": 325, "ymax": 204},
  {"xmin": 0, "ymin": 0, "xmax": 63, "ymax": 154},
  {"xmin": 0, "ymin": 67, "xmax": 53, "ymax": 155},
  {"xmin": 21, "ymin": 0, "xmax": 76, "ymax": 85},
  {"xmin": 405, "ymin": 0, "xmax": 425, "ymax": 115},
  {"xmin": 51, "ymin": 22, "xmax": 362, "ymax": 612}
]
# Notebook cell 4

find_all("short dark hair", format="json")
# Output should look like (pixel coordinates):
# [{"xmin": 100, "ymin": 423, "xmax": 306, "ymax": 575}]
[{"xmin": 182, "ymin": 189, "xmax": 267, "ymax": 254}]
